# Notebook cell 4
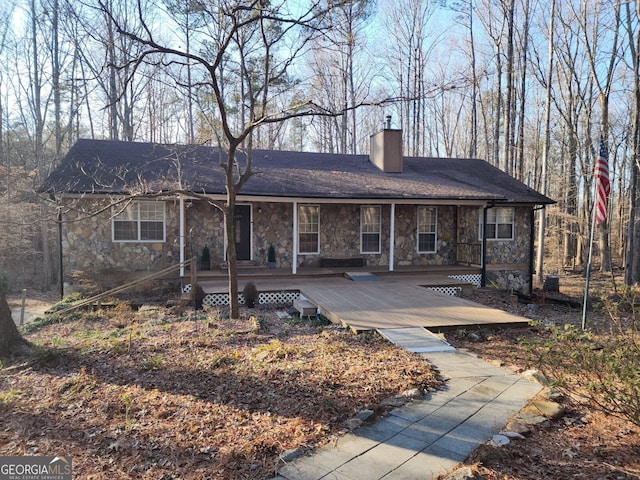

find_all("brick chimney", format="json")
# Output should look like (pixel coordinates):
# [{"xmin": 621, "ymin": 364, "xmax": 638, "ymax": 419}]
[{"xmin": 369, "ymin": 115, "xmax": 402, "ymax": 173}]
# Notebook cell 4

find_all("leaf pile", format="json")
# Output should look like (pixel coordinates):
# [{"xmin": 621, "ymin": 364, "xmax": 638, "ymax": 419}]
[{"xmin": 0, "ymin": 306, "xmax": 441, "ymax": 479}]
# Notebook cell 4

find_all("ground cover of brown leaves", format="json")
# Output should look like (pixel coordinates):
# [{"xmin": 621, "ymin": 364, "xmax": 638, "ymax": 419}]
[
  {"xmin": 445, "ymin": 271, "xmax": 640, "ymax": 480},
  {"xmin": 0, "ymin": 304, "xmax": 441, "ymax": 479}
]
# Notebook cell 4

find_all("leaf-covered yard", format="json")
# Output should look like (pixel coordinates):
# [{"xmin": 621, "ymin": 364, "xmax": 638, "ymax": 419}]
[{"xmin": 0, "ymin": 305, "xmax": 441, "ymax": 479}]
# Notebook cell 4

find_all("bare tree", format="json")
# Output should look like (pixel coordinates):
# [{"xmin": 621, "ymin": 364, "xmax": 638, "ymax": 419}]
[
  {"xmin": 573, "ymin": 0, "xmax": 622, "ymax": 272},
  {"xmin": 535, "ymin": 0, "xmax": 554, "ymax": 287},
  {"xmin": 624, "ymin": 0, "xmax": 640, "ymax": 285},
  {"xmin": 0, "ymin": 272, "xmax": 29, "ymax": 358},
  {"xmin": 307, "ymin": 0, "xmax": 373, "ymax": 154},
  {"xmin": 382, "ymin": 0, "xmax": 436, "ymax": 156},
  {"xmin": 101, "ymin": 0, "xmax": 347, "ymax": 319}
]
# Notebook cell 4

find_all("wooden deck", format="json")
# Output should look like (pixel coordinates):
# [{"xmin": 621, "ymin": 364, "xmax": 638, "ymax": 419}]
[
  {"xmin": 196, "ymin": 271, "xmax": 529, "ymax": 332},
  {"xmin": 300, "ymin": 277, "xmax": 528, "ymax": 332}
]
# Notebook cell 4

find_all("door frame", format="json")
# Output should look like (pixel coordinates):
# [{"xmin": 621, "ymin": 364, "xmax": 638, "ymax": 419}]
[{"xmin": 225, "ymin": 203, "xmax": 253, "ymax": 262}]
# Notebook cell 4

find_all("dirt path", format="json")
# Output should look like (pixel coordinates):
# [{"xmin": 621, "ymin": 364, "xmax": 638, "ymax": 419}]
[{"xmin": 6, "ymin": 291, "xmax": 57, "ymax": 325}]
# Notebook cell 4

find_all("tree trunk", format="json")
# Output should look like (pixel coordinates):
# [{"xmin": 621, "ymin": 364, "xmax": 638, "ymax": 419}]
[
  {"xmin": 535, "ymin": 0, "xmax": 555, "ymax": 287},
  {"xmin": 0, "ymin": 292, "xmax": 28, "ymax": 357},
  {"xmin": 501, "ymin": 0, "xmax": 515, "ymax": 174},
  {"xmin": 625, "ymin": 2, "xmax": 640, "ymax": 285},
  {"xmin": 225, "ymin": 200, "xmax": 239, "ymax": 319}
]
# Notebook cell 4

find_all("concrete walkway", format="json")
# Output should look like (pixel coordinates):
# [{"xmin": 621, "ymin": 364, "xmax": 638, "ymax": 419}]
[{"xmin": 276, "ymin": 347, "xmax": 542, "ymax": 480}]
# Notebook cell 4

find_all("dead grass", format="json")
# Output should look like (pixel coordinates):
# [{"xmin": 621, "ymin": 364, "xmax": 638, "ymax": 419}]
[
  {"xmin": 445, "ymin": 271, "xmax": 640, "ymax": 480},
  {"xmin": 0, "ymin": 305, "xmax": 441, "ymax": 479}
]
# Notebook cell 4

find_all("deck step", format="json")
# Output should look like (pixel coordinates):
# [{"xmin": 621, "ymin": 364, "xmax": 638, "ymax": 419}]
[
  {"xmin": 293, "ymin": 297, "xmax": 317, "ymax": 317},
  {"xmin": 345, "ymin": 271, "xmax": 379, "ymax": 282}
]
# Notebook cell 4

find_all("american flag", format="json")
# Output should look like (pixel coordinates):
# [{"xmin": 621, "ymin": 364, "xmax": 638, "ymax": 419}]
[{"xmin": 594, "ymin": 136, "xmax": 610, "ymax": 227}]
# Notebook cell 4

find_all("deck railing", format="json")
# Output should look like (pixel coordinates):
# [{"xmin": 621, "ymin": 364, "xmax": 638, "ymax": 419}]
[{"xmin": 456, "ymin": 242, "xmax": 482, "ymax": 266}]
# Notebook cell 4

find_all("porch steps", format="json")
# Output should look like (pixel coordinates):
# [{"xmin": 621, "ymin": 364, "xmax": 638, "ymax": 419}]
[
  {"xmin": 376, "ymin": 327, "xmax": 456, "ymax": 353},
  {"xmin": 293, "ymin": 296, "xmax": 318, "ymax": 317},
  {"xmin": 345, "ymin": 272, "xmax": 379, "ymax": 282}
]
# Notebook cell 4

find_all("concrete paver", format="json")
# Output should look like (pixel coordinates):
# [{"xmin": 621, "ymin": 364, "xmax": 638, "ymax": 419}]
[{"xmin": 278, "ymin": 348, "xmax": 542, "ymax": 480}]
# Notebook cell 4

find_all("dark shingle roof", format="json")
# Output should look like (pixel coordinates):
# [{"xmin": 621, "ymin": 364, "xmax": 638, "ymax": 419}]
[{"xmin": 40, "ymin": 138, "xmax": 554, "ymax": 204}]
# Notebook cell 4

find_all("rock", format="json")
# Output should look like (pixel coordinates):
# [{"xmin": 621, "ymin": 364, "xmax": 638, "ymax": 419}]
[
  {"xmin": 345, "ymin": 418, "xmax": 363, "ymax": 430},
  {"xmin": 488, "ymin": 359, "xmax": 504, "ymax": 367},
  {"xmin": 499, "ymin": 430, "xmax": 526, "ymax": 440},
  {"xmin": 542, "ymin": 387, "xmax": 565, "ymax": 402},
  {"xmin": 443, "ymin": 465, "xmax": 479, "ymax": 480},
  {"xmin": 468, "ymin": 332, "xmax": 483, "ymax": 342},
  {"xmin": 504, "ymin": 419, "xmax": 531, "ymax": 435},
  {"xmin": 521, "ymin": 369, "xmax": 551, "ymax": 386},
  {"xmin": 529, "ymin": 399, "xmax": 565, "ymax": 420},
  {"xmin": 381, "ymin": 395, "xmax": 408, "ymax": 407},
  {"xmin": 513, "ymin": 411, "xmax": 551, "ymax": 427},
  {"xmin": 401, "ymin": 388, "xmax": 423, "ymax": 399},
  {"xmin": 280, "ymin": 447, "xmax": 303, "ymax": 462},
  {"xmin": 357, "ymin": 409, "xmax": 375, "ymax": 422},
  {"xmin": 488, "ymin": 434, "xmax": 510, "ymax": 446}
]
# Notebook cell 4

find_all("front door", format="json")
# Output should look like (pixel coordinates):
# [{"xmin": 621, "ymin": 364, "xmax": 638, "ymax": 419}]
[{"xmin": 234, "ymin": 205, "xmax": 252, "ymax": 261}]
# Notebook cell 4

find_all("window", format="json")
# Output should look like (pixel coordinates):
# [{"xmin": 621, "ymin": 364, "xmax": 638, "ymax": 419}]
[
  {"xmin": 417, "ymin": 207, "xmax": 437, "ymax": 253},
  {"xmin": 361, "ymin": 206, "xmax": 381, "ymax": 253},
  {"xmin": 113, "ymin": 201, "xmax": 165, "ymax": 242},
  {"xmin": 298, "ymin": 205, "xmax": 319, "ymax": 254},
  {"xmin": 480, "ymin": 207, "xmax": 514, "ymax": 240}
]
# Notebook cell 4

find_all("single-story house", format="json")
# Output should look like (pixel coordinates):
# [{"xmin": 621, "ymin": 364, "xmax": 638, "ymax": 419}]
[{"xmin": 40, "ymin": 128, "xmax": 554, "ymax": 294}]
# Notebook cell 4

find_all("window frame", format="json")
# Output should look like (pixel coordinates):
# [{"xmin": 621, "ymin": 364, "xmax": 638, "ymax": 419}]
[
  {"xmin": 416, "ymin": 206, "xmax": 438, "ymax": 253},
  {"xmin": 479, "ymin": 207, "xmax": 515, "ymax": 241},
  {"xmin": 360, "ymin": 205, "xmax": 381, "ymax": 254},
  {"xmin": 112, "ymin": 201, "xmax": 166, "ymax": 243},
  {"xmin": 298, "ymin": 204, "xmax": 320, "ymax": 254}
]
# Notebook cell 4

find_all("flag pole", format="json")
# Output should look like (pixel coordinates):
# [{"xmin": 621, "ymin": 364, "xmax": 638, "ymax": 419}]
[
  {"xmin": 581, "ymin": 194, "xmax": 598, "ymax": 330},
  {"xmin": 582, "ymin": 135, "xmax": 610, "ymax": 330}
]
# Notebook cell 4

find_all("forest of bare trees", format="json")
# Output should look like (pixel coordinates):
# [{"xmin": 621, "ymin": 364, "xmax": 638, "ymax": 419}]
[{"xmin": 1, "ymin": 0, "xmax": 639, "ymax": 291}]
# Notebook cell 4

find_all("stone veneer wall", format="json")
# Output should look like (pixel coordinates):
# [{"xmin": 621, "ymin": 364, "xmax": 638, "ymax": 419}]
[
  {"xmin": 62, "ymin": 198, "xmax": 534, "ymax": 293},
  {"xmin": 252, "ymin": 202, "xmax": 293, "ymax": 268},
  {"xmin": 458, "ymin": 205, "xmax": 533, "ymax": 293},
  {"xmin": 189, "ymin": 201, "xmax": 295, "ymax": 268},
  {"xmin": 61, "ymin": 198, "xmax": 180, "ymax": 287},
  {"xmin": 393, "ymin": 205, "xmax": 456, "ymax": 266},
  {"xmin": 191, "ymin": 202, "xmax": 459, "ymax": 269},
  {"xmin": 186, "ymin": 201, "xmax": 225, "ymax": 267}
]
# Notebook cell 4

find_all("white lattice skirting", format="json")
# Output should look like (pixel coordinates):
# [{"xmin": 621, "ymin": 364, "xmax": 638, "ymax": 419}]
[
  {"xmin": 183, "ymin": 274, "xmax": 480, "ymax": 307},
  {"xmin": 425, "ymin": 286, "xmax": 462, "ymax": 297},
  {"xmin": 203, "ymin": 291, "xmax": 301, "ymax": 307},
  {"xmin": 448, "ymin": 274, "xmax": 482, "ymax": 287},
  {"xmin": 182, "ymin": 286, "xmax": 300, "ymax": 307}
]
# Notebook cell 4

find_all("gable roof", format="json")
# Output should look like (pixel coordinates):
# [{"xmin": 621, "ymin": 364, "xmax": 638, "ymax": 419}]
[{"xmin": 40, "ymin": 138, "xmax": 554, "ymax": 205}]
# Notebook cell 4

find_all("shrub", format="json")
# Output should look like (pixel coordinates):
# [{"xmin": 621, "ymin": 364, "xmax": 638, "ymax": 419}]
[
  {"xmin": 524, "ymin": 286, "xmax": 640, "ymax": 426},
  {"xmin": 242, "ymin": 282, "xmax": 259, "ymax": 308}
]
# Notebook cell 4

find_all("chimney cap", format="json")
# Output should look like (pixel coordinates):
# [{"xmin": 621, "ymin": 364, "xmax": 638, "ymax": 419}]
[{"xmin": 385, "ymin": 115, "xmax": 392, "ymax": 130}]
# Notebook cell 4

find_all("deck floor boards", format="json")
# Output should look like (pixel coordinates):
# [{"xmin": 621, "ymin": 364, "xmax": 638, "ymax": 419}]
[{"xmin": 197, "ymin": 273, "xmax": 528, "ymax": 331}]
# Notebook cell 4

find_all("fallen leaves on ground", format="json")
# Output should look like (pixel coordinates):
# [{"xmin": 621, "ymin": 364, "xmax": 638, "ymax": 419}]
[
  {"xmin": 445, "ymin": 271, "xmax": 640, "ymax": 480},
  {"xmin": 0, "ymin": 305, "xmax": 441, "ymax": 479}
]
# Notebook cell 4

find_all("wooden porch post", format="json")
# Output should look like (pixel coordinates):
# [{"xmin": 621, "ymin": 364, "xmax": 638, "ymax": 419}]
[
  {"xmin": 481, "ymin": 205, "xmax": 489, "ymax": 287},
  {"xmin": 179, "ymin": 197, "xmax": 185, "ymax": 277},
  {"xmin": 389, "ymin": 203, "xmax": 395, "ymax": 272},
  {"xmin": 292, "ymin": 201, "xmax": 298, "ymax": 275}
]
